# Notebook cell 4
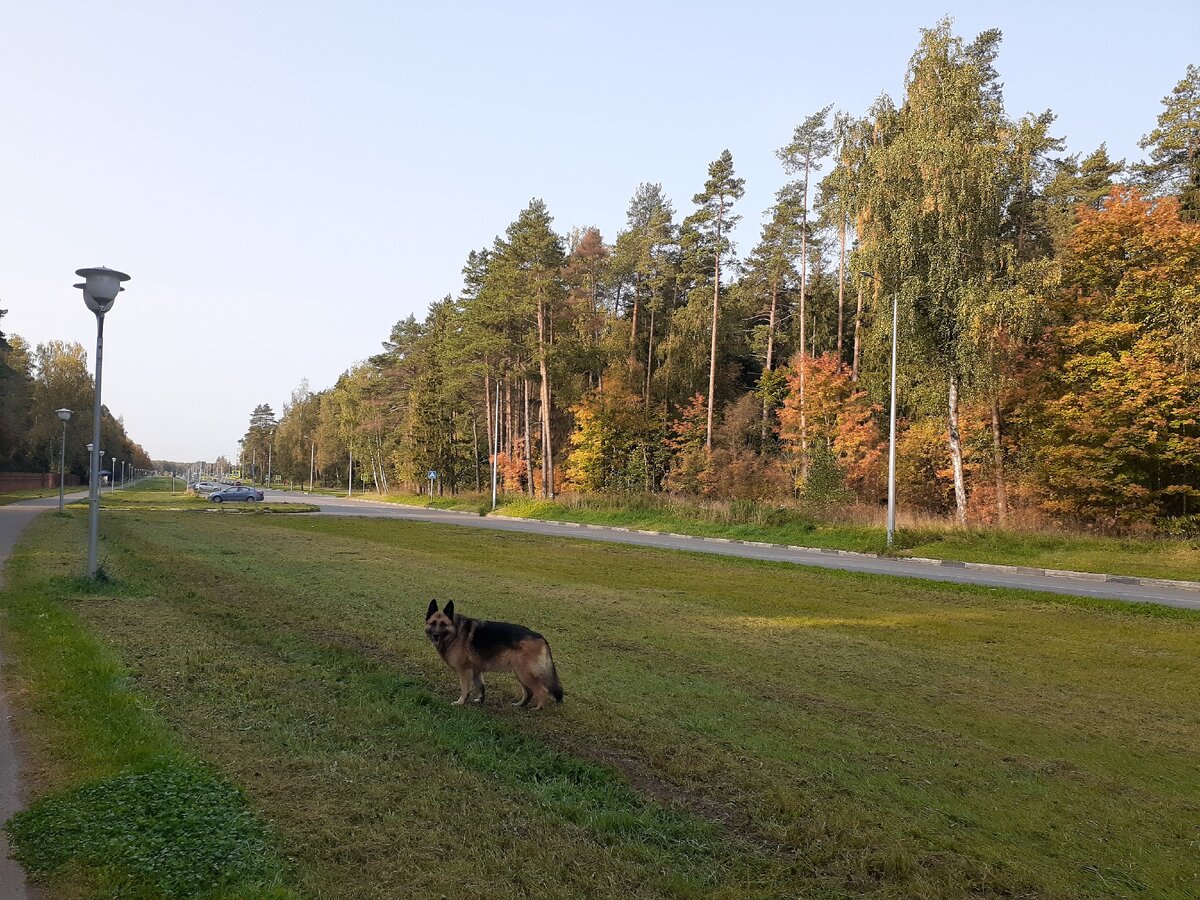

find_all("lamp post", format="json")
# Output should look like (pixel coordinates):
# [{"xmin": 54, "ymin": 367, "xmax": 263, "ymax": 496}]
[
  {"xmin": 111, "ymin": 458, "xmax": 117, "ymax": 494},
  {"xmin": 860, "ymin": 272, "xmax": 899, "ymax": 548},
  {"xmin": 266, "ymin": 430, "xmax": 274, "ymax": 489},
  {"xmin": 77, "ymin": 266, "xmax": 130, "ymax": 579},
  {"xmin": 309, "ymin": 438, "xmax": 316, "ymax": 493},
  {"xmin": 56, "ymin": 408, "xmax": 72, "ymax": 511}
]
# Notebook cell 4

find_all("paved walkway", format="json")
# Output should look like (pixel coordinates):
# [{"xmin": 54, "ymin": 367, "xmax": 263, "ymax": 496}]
[
  {"xmin": 267, "ymin": 491, "xmax": 1200, "ymax": 612},
  {"xmin": 0, "ymin": 495, "xmax": 76, "ymax": 900}
]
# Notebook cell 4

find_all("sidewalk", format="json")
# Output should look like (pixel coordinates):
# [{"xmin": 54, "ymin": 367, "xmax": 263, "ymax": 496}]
[{"xmin": 0, "ymin": 495, "xmax": 77, "ymax": 899}]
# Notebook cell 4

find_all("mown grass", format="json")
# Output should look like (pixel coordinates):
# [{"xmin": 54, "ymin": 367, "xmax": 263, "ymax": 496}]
[
  {"xmin": 66, "ymin": 478, "xmax": 318, "ymax": 514},
  {"xmin": 4, "ymin": 506, "xmax": 1199, "ymax": 897},
  {"xmin": 495, "ymin": 495, "xmax": 1200, "ymax": 582},
  {"xmin": 277, "ymin": 487, "xmax": 492, "ymax": 513},
  {"xmin": 0, "ymin": 539, "xmax": 292, "ymax": 897},
  {"xmin": 0, "ymin": 489, "xmax": 56, "ymax": 506}
]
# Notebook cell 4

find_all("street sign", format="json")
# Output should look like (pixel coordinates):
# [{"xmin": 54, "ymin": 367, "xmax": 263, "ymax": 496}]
[{"xmin": 428, "ymin": 470, "xmax": 437, "ymax": 480}]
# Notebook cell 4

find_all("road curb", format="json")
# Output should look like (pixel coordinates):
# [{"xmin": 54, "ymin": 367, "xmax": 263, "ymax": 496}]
[
  {"xmin": 280, "ymin": 494, "xmax": 1200, "ymax": 596},
  {"xmin": 481, "ymin": 514, "xmax": 1200, "ymax": 594}
]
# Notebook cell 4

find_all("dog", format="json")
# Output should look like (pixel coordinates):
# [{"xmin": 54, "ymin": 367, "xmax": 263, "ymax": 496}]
[{"xmin": 424, "ymin": 599, "xmax": 563, "ymax": 710}]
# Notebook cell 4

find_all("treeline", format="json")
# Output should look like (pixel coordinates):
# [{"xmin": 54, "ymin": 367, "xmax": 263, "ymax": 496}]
[
  {"xmin": 258, "ymin": 21, "xmax": 1199, "ymax": 532},
  {"xmin": 0, "ymin": 323, "xmax": 153, "ymax": 477}
]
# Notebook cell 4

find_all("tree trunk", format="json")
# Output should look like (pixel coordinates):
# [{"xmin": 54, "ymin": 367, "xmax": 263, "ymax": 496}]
[
  {"xmin": 644, "ymin": 305, "xmax": 655, "ymax": 406},
  {"xmin": 836, "ymin": 219, "xmax": 846, "ymax": 362},
  {"xmin": 537, "ymin": 300, "xmax": 554, "ymax": 498},
  {"xmin": 629, "ymin": 274, "xmax": 640, "ymax": 370},
  {"xmin": 483, "ymin": 372, "xmax": 493, "ymax": 456},
  {"xmin": 504, "ymin": 377, "xmax": 513, "ymax": 458},
  {"xmin": 851, "ymin": 283, "xmax": 864, "ymax": 381},
  {"xmin": 472, "ymin": 411, "xmax": 480, "ymax": 492},
  {"xmin": 799, "ymin": 160, "xmax": 809, "ymax": 362},
  {"xmin": 948, "ymin": 373, "xmax": 968, "ymax": 526},
  {"xmin": 798, "ymin": 167, "xmax": 809, "ymax": 478},
  {"xmin": 761, "ymin": 275, "xmax": 779, "ymax": 442},
  {"xmin": 991, "ymin": 393, "xmax": 1007, "ymax": 526},
  {"xmin": 799, "ymin": 359, "xmax": 809, "ymax": 482},
  {"xmin": 524, "ymin": 377, "xmax": 534, "ymax": 497},
  {"xmin": 706, "ymin": 211, "xmax": 723, "ymax": 450}
]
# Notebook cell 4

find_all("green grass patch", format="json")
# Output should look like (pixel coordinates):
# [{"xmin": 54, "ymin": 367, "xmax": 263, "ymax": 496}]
[
  {"xmin": 278, "ymin": 487, "xmax": 489, "ymax": 513},
  {"xmin": 7, "ymin": 763, "xmax": 288, "ymax": 899},
  {"xmin": 0, "ymin": 489, "xmax": 56, "ymax": 506},
  {"xmin": 495, "ymin": 495, "xmax": 1200, "ymax": 581},
  {"xmin": 5, "ymin": 507, "xmax": 1200, "ymax": 897},
  {"xmin": 0, "ymin": 531, "xmax": 293, "ymax": 898},
  {"xmin": 66, "ymin": 488, "xmax": 317, "ymax": 514}
]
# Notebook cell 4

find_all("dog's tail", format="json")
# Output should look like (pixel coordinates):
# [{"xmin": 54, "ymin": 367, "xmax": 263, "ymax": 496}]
[{"xmin": 542, "ymin": 644, "xmax": 564, "ymax": 703}]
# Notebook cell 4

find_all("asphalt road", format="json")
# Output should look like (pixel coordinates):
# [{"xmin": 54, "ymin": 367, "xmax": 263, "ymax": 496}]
[{"xmin": 266, "ymin": 491, "xmax": 1200, "ymax": 612}]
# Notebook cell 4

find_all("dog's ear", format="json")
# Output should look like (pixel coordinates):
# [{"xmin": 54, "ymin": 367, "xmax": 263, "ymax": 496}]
[
  {"xmin": 426, "ymin": 599, "xmax": 438, "ymax": 620},
  {"xmin": 443, "ymin": 600, "xmax": 455, "ymax": 620}
]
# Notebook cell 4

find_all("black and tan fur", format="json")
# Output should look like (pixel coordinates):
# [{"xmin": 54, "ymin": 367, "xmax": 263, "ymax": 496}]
[{"xmin": 424, "ymin": 600, "xmax": 563, "ymax": 710}]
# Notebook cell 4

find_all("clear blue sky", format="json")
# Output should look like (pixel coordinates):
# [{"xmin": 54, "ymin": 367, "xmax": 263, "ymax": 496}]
[{"xmin": 2, "ymin": 1, "xmax": 1195, "ymax": 462}]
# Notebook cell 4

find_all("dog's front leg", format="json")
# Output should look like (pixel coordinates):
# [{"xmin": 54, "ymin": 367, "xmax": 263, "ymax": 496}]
[
  {"xmin": 453, "ymin": 669, "xmax": 473, "ymax": 705},
  {"xmin": 472, "ymin": 673, "xmax": 486, "ymax": 704}
]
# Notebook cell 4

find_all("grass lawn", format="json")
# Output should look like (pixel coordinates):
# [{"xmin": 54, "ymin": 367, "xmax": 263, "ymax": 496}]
[
  {"xmin": 65, "ymin": 478, "xmax": 319, "ymax": 515},
  {"xmin": 0, "ymin": 489, "xmax": 57, "ymax": 506},
  {"xmin": 494, "ymin": 497, "xmax": 1200, "ymax": 583},
  {"xmin": 259, "ymin": 483, "xmax": 487, "ymax": 513},
  {"xmin": 4, "ymin": 508, "xmax": 1198, "ymax": 898}
]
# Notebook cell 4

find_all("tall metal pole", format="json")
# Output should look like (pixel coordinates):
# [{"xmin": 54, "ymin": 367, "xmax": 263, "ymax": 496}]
[
  {"xmin": 59, "ymin": 419, "xmax": 68, "ymax": 512},
  {"xmin": 87, "ymin": 313, "xmax": 105, "ymax": 578},
  {"xmin": 886, "ymin": 290, "xmax": 899, "ymax": 548},
  {"xmin": 309, "ymin": 441, "xmax": 315, "ymax": 492},
  {"xmin": 491, "ymin": 380, "xmax": 500, "ymax": 510}
]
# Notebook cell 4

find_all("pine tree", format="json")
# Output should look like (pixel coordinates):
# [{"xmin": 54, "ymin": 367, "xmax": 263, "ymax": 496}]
[
  {"xmin": 1043, "ymin": 145, "xmax": 1124, "ymax": 251},
  {"xmin": 488, "ymin": 200, "xmax": 567, "ymax": 496},
  {"xmin": 744, "ymin": 185, "xmax": 803, "ymax": 439},
  {"xmin": 1137, "ymin": 65, "xmax": 1200, "ymax": 219},
  {"xmin": 687, "ymin": 151, "xmax": 744, "ymax": 449}
]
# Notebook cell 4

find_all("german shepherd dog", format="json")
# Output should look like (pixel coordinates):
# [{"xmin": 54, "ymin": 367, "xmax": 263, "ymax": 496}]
[{"xmin": 424, "ymin": 600, "xmax": 563, "ymax": 710}]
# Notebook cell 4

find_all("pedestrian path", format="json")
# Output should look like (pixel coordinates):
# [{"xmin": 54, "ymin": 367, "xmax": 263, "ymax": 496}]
[{"xmin": 0, "ymin": 495, "xmax": 80, "ymax": 899}]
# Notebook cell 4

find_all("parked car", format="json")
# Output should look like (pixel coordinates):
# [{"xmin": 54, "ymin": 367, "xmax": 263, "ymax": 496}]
[
  {"xmin": 208, "ymin": 486, "xmax": 264, "ymax": 503},
  {"xmin": 190, "ymin": 480, "xmax": 221, "ymax": 493}
]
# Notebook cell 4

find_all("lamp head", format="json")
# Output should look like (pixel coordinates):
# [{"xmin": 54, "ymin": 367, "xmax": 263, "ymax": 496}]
[
  {"xmin": 56, "ymin": 408, "xmax": 73, "ymax": 423},
  {"xmin": 86, "ymin": 443, "xmax": 93, "ymax": 452},
  {"xmin": 75, "ymin": 266, "xmax": 130, "ymax": 314}
]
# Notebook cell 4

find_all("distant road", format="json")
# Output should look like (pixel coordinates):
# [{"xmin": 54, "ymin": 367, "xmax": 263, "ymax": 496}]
[{"xmin": 265, "ymin": 491, "xmax": 1200, "ymax": 612}]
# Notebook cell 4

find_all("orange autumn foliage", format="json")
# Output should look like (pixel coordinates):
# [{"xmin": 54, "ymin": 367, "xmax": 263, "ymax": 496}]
[{"xmin": 777, "ymin": 353, "xmax": 885, "ymax": 500}]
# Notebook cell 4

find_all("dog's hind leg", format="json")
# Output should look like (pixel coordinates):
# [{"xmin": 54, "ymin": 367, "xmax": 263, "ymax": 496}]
[
  {"xmin": 473, "ymin": 673, "xmax": 486, "ymax": 704},
  {"xmin": 531, "ymin": 683, "xmax": 552, "ymax": 711}
]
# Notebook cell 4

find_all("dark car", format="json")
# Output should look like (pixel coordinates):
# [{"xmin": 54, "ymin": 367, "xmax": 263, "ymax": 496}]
[{"xmin": 209, "ymin": 486, "xmax": 264, "ymax": 503}]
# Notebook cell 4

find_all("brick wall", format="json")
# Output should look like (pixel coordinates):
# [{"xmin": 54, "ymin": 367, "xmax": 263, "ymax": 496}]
[{"xmin": 0, "ymin": 473, "xmax": 83, "ymax": 491}]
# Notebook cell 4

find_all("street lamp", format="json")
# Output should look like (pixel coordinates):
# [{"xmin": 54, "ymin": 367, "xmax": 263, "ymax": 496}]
[
  {"xmin": 77, "ymin": 266, "xmax": 130, "ymax": 578},
  {"xmin": 112, "ymin": 458, "xmax": 118, "ymax": 494},
  {"xmin": 56, "ymin": 408, "xmax": 72, "ymax": 512},
  {"xmin": 266, "ymin": 429, "xmax": 275, "ymax": 490},
  {"xmin": 300, "ymin": 434, "xmax": 317, "ymax": 493},
  {"xmin": 860, "ymin": 272, "xmax": 899, "ymax": 548}
]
